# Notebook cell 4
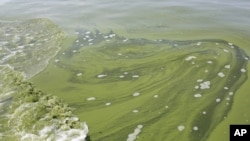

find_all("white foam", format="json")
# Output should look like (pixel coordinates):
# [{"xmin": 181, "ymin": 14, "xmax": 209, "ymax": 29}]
[
  {"xmin": 224, "ymin": 87, "xmax": 229, "ymax": 90},
  {"xmin": 223, "ymin": 49, "xmax": 229, "ymax": 53},
  {"xmin": 194, "ymin": 94, "xmax": 202, "ymax": 98},
  {"xmin": 196, "ymin": 42, "xmax": 202, "ymax": 46},
  {"xmin": 132, "ymin": 110, "xmax": 139, "ymax": 113},
  {"xmin": 207, "ymin": 61, "xmax": 213, "ymax": 64},
  {"xmin": 224, "ymin": 65, "xmax": 230, "ymax": 69},
  {"xmin": 77, "ymin": 73, "xmax": 82, "ymax": 76},
  {"xmin": 154, "ymin": 95, "xmax": 158, "ymax": 98},
  {"xmin": 197, "ymin": 79, "xmax": 203, "ymax": 82},
  {"xmin": 119, "ymin": 75, "xmax": 125, "ymax": 78},
  {"xmin": 202, "ymin": 111, "xmax": 207, "ymax": 115},
  {"xmin": 216, "ymin": 98, "xmax": 221, "ymax": 103},
  {"xmin": 193, "ymin": 126, "xmax": 199, "ymax": 131},
  {"xmin": 132, "ymin": 75, "xmax": 139, "ymax": 78},
  {"xmin": 177, "ymin": 125, "xmax": 185, "ymax": 131},
  {"xmin": 133, "ymin": 92, "xmax": 140, "ymax": 97},
  {"xmin": 199, "ymin": 81, "xmax": 210, "ymax": 89},
  {"xmin": 109, "ymin": 34, "xmax": 116, "ymax": 38},
  {"xmin": 105, "ymin": 102, "xmax": 111, "ymax": 106},
  {"xmin": 97, "ymin": 74, "xmax": 107, "ymax": 78},
  {"xmin": 218, "ymin": 72, "xmax": 225, "ymax": 77},
  {"xmin": 87, "ymin": 97, "xmax": 96, "ymax": 101},
  {"xmin": 229, "ymin": 92, "xmax": 234, "ymax": 96},
  {"xmin": 185, "ymin": 56, "xmax": 196, "ymax": 61},
  {"xmin": 126, "ymin": 125, "xmax": 143, "ymax": 141},
  {"xmin": 241, "ymin": 68, "xmax": 246, "ymax": 72}
]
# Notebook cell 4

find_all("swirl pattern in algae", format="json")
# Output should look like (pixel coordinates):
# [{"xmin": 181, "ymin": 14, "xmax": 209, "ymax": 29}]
[{"xmin": 34, "ymin": 30, "xmax": 249, "ymax": 141}]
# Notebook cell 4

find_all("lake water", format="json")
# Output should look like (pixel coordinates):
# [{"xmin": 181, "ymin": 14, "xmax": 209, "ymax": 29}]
[{"xmin": 1, "ymin": 0, "xmax": 250, "ymax": 141}]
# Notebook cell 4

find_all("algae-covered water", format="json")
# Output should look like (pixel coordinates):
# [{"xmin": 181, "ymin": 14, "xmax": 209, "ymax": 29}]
[{"xmin": 1, "ymin": 0, "xmax": 250, "ymax": 141}]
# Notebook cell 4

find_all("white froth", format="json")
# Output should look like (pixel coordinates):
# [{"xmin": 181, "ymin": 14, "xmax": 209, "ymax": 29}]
[
  {"xmin": 105, "ymin": 102, "xmax": 111, "ymax": 106},
  {"xmin": 216, "ymin": 98, "xmax": 221, "ymax": 103},
  {"xmin": 224, "ymin": 65, "xmax": 230, "ymax": 69},
  {"xmin": 229, "ymin": 92, "xmax": 234, "ymax": 96},
  {"xmin": 197, "ymin": 79, "xmax": 203, "ymax": 82},
  {"xmin": 199, "ymin": 81, "xmax": 210, "ymax": 89},
  {"xmin": 132, "ymin": 110, "xmax": 139, "ymax": 113},
  {"xmin": 218, "ymin": 72, "xmax": 225, "ymax": 77},
  {"xmin": 194, "ymin": 94, "xmax": 202, "ymax": 98},
  {"xmin": 223, "ymin": 49, "xmax": 229, "ymax": 53},
  {"xmin": 119, "ymin": 75, "xmax": 125, "ymax": 78},
  {"xmin": 132, "ymin": 75, "xmax": 139, "ymax": 78},
  {"xmin": 207, "ymin": 61, "xmax": 213, "ymax": 64},
  {"xmin": 241, "ymin": 68, "xmax": 246, "ymax": 72},
  {"xmin": 87, "ymin": 97, "xmax": 96, "ymax": 101},
  {"xmin": 185, "ymin": 56, "xmax": 196, "ymax": 61},
  {"xmin": 133, "ymin": 92, "xmax": 140, "ymax": 97},
  {"xmin": 177, "ymin": 125, "xmax": 185, "ymax": 131},
  {"xmin": 97, "ymin": 74, "xmax": 107, "ymax": 78},
  {"xmin": 126, "ymin": 125, "xmax": 143, "ymax": 141},
  {"xmin": 193, "ymin": 126, "xmax": 199, "ymax": 131},
  {"xmin": 154, "ymin": 95, "xmax": 158, "ymax": 98},
  {"xmin": 77, "ymin": 73, "xmax": 82, "ymax": 76}
]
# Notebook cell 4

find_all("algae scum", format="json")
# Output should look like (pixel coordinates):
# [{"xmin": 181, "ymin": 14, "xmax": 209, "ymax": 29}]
[{"xmin": 0, "ymin": 19, "xmax": 249, "ymax": 141}]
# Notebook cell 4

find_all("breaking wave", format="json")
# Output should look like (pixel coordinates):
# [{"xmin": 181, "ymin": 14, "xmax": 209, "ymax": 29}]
[{"xmin": 0, "ymin": 19, "xmax": 89, "ymax": 141}]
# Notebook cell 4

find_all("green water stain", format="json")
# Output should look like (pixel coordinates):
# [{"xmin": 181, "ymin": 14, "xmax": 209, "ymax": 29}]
[{"xmin": 32, "ymin": 30, "xmax": 249, "ymax": 141}]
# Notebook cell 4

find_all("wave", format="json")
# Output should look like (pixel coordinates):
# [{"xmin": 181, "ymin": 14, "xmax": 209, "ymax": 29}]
[{"xmin": 0, "ymin": 19, "xmax": 88, "ymax": 141}]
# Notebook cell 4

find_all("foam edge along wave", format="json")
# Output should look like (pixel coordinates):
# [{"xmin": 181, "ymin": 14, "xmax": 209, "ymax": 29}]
[{"xmin": 0, "ymin": 65, "xmax": 89, "ymax": 141}]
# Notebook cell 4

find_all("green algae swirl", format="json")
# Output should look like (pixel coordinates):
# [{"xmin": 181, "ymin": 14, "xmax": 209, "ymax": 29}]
[{"xmin": 45, "ymin": 30, "xmax": 249, "ymax": 141}]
